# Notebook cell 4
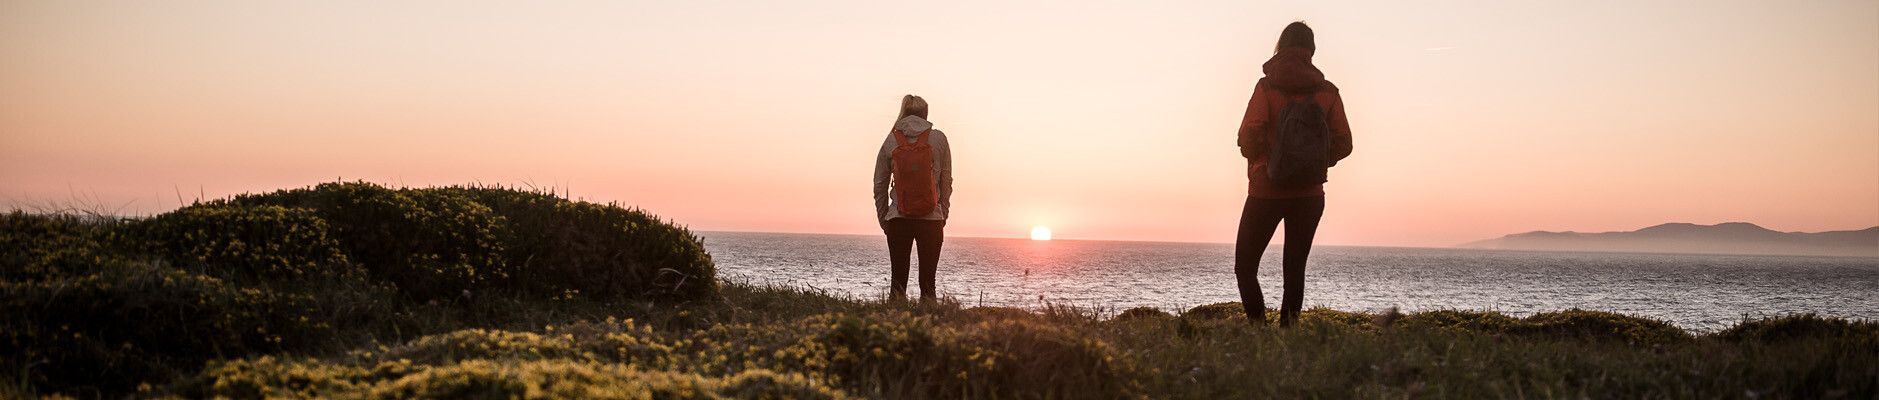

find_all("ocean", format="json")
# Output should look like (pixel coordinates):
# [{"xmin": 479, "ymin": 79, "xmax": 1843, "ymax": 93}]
[{"xmin": 699, "ymin": 231, "xmax": 1879, "ymax": 331}]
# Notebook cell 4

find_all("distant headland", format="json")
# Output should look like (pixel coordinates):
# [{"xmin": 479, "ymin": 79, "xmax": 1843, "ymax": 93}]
[{"xmin": 1463, "ymin": 222, "xmax": 1879, "ymax": 257}]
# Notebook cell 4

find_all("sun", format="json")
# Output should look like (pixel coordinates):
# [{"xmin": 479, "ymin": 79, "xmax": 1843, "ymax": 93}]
[{"xmin": 1030, "ymin": 226, "xmax": 1053, "ymax": 241}]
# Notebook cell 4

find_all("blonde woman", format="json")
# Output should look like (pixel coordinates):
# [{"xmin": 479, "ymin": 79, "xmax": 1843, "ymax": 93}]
[{"xmin": 872, "ymin": 95, "xmax": 954, "ymax": 302}]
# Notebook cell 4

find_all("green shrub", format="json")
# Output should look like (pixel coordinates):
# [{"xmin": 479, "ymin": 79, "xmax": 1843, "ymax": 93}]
[
  {"xmin": 1521, "ymin": 309, "xmax": 1689, "ymax": 345},
  {"xmin": 379, "ymin": 329, "xmax": 589, "ymax": 365},
  {"xmin": 715, "ymin": 369, "xmax": 852, "ymax": 400},
  {"xmin": 1716, "ymin": 314, "xmax": 1879, "ymax": 343},
  {"xmin": 360, "ymin": 318, "xmax": 685, "ymax": 369},
  {"xmin": 954, "ymin": 318, "xmax": 1140, "ymax": 399},
  {"xmin": 178, "ymin": 356, "xmax": 372, "ymax": 399},
  {"xmin": 689, "ymin": 312, "xmax": 1138, "ymax": 399},
  {"xmin": 0, "ymin": 261, "xmax": 339, "ymax": 392},
  {"xmin": 130, "ymin": 204, "xmax": 354, "ymax": 281},
  {"xmin": 179, "ymin": 357, "xmax": 851, "ymax": 400},
  {"xmin": 957, "ymin": 306, "xmax": 1036, "ymax": 322},
  {"xmin": 1115, "ymin": 307, "xmax": 1174, "ymax": 321},
  {"xmin": 209, "ymin": 182, "xmax": 718, "ymax": 301},
  {"xmin": 558, "ymin": 318, "xmax": 685, "ymax": 370},
  {"xmin": 2, "ymin": 181, "xmax": 721, "ymax": 397},
  {"xmin": 1398, "ymin": 309, "xmax": 1523, "ymax": 334},
  {"xmin": 223, "ymin": 182, "xmax": 510, "ymax": 300},
  {"xmin": 1183, "ymin": 302, "xmax": 1247, "ymax": 321},
  {"xmin": 0, "ymin": 212, "xmax": 127, "ymax": 282},
  {"xmin": 369, "ymin": 359, "xmax": 715, "ymax": 400},
  {"xmin": 1298, "ymin": 307, "xmax": 1373, "ymax": 328},
  {"xmin": 438, "ymin": 185, "xmax": 717, "ymax": 300},
  {"xmin": 803, "ymin": 313, "xmax": 953, "ymax": 396}
]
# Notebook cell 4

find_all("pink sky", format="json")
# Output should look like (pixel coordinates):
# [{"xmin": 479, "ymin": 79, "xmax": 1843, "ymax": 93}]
[{"xmin": 3, "ymin": 1, "xmax": 1876, "ymax": 246}]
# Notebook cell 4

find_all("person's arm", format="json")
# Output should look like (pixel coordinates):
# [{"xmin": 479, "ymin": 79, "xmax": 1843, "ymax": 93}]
[
  {"xmin": 872, "ymin": 137, "xmax": 892, "ymax": 229},
  {"xmin": 1237, "ymin": 81, "xmax": 1271, "ymax": 159},
  {"xmin": 935, "ymin": 132, "xmax": 953, "ymax": 222},
  {"xmin": 1326, "ymin": 92, "xmax": 1353, "ymax": 166}
]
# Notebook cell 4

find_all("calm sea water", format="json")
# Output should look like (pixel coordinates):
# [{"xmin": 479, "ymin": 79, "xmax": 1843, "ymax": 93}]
[{"xmin": 699, "ymin": 232, "xmax": 1879, "ymax": 331}]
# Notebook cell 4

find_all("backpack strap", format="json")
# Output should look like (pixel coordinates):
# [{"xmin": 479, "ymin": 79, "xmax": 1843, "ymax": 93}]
[
  {"xmin": 892, "ymin": 130, "xmax": 910, "ymax": 146},
  {"xmin": 913, "ymin": 129, "xmax": 931, "ymax": 145}
]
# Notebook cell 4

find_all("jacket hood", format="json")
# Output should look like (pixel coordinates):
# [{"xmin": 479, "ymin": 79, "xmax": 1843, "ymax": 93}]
[
  {"xmin": 1261, "ymin": 47, "xmax": 1326, "ymax": 94},
  {"xmin": 893, "ymin": 115, "xmax": 933, "ymax": 137}
]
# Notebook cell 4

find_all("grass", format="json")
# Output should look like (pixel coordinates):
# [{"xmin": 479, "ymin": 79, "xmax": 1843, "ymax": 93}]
[
  {"xmin": 116, "ymin": 284, "xmax": 1872, "ymax": 399},
  {"xmin": 3, "ymin": 181, "xmax": 1876, "ymax": 399}
]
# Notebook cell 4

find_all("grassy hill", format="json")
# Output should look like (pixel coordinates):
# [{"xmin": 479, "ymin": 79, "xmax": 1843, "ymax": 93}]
[{"xmin": 3, "ymin": 182, "xmax": 1874, "ymax": 399}]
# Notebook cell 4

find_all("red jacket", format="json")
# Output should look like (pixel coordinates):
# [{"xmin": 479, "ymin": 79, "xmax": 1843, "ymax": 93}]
[{"xmin": 1237, "ymin": 47, "xmax": 1354, "ymax": 198}]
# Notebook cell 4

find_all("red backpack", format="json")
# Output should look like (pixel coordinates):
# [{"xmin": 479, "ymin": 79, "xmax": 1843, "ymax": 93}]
[{"xmin": 890, "ymin": 129, "xmax": 939, "ymax": 217}]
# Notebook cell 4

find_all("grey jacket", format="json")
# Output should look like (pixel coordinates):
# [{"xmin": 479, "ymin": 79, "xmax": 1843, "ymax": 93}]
[{"xmin": 873, "ymin": 116, "xmax": 953, "ymax": 221}]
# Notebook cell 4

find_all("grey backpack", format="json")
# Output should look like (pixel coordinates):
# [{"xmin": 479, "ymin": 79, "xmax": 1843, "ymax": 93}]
[{"xmin": 1267, "ymin": 96, "xmax": 1331, "ymax": 187}]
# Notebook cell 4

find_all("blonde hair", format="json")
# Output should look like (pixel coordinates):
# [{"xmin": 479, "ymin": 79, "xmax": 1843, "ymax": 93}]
[{"xmin": 897, "ymin": 95, "xmax": 928, "ymax": 120}]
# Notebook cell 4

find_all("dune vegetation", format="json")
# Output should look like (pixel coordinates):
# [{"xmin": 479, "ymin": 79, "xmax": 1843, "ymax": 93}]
[{"xmin": 2, "ymin": 182, "xmax": 1874, "ymax": 399}]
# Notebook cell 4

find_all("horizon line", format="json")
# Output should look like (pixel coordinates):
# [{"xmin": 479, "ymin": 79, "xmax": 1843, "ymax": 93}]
[{"xmin": 691, "ymin": 228, "xmax": 1439, "ymax": 249}]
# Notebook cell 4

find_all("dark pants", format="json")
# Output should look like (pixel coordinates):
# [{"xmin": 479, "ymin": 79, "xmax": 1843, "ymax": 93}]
[
  {"xmin": 885, "ymin": 218, "xmax": 944, "ymax": 301},
  {"xmin": 1234, "ymin": 196, "xmax": 1325, "ymax": 326}
]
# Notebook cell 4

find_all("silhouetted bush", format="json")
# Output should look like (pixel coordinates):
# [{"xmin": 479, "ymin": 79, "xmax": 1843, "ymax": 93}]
[
  {"xmin": 209, "ymin": 182, "xmax": 717, "ymax": 300},
  {"xmin": 687, "ymin": 312, "xmax": 1138, "ymax": 399},
  {"xmin": 182, "ymin": 357, "xmax": 850, "ymax": 400},
  {"xmin": 1398, "ymin": 309, "xmax": 1524, "ymax": 334},
  {"xmin": 1183, "ymin": 302, "xmax": 1247, "ymax": 321},
  {"xmin": 0, "ymin": 212, "xmax": 126, "ymax": 282},
  {"xmin": 1116, "ymin": 307, "xmax": 1174, "ymax": 321},
  {"xmin": 1, "ymin": 181, "xmax": 719, "ymax": 396},
  {"xmin": 177, "ymin": 356, "xmax": 372, "ymax": 399},
  {"xmin": 1716, "ymin": 314, "xmax": 1879, "ymax": 343},
  {"xmin": 437, "ymin": 185, "xmax": 717, "ymax": 300},
  {"xmin": 715, "ymin": 369, "xmax": 853, "ymax": 400},
  {"xmin": 955, "ymin": 318, "xmax": 1140, "ymax": 398},
  {"xmin": 957, "ymin": 306, "xmax": 1037, "ymax": 322},
  {"xmin": 1521, "ymin": 309, "xmax": 1689, "ymax": 345},
  {"xmin": 368, "ymin": 360, "xmax": 722, "ymax": 399},
  {"xmin": 221, "ymin": 182, "xmax": 510, "ymax": 300},
  {"xmin": 0, "ymin": 260, "xmax": 351, "ymax": 392},
  {"xmin": 378, "ymin": 329, "xmax": 590, "ymax": 365},
  {"xmin": 1299, "ymin": 307, "xmax": 1372, "ymax": 327},
  {"xmin": 130, "ymin": 204, "xmax": 355, "ymax": 281},
  {"xmin": 177, "ymin": 326, "xmax": 851, "ymax": 400}
]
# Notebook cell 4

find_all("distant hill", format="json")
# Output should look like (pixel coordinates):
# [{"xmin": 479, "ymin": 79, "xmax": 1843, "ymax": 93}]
[{"xmin": 1462, "ymin": 222, "xmax": 1879, "ymax": 257}]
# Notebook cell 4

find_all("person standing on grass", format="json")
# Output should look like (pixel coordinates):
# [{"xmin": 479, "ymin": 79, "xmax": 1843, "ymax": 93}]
[
  {"xmin": 873, "ymin": 94, "xmax": 953, "ymax": 302},
  {"xmin": 1234, "ymin": 21, "xmax": 1354, "ymax": 327}
]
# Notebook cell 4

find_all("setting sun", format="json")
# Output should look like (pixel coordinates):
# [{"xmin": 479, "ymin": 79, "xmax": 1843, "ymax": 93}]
[{"xmin": 1030, "ymin": 226, "xmax": 1052, "ymax": 241}]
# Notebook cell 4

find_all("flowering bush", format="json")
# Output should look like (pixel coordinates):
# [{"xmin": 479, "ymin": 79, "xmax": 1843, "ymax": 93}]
[
  {"xmin": 130, "ymin": 204, "xmax": 354, "ymax": 281},
  {"xmin": 209, "ymin": 182, "xmax": 718, "ymax": 300},
  {"xmin": 0, "ymin": 182, "xmax": 719, "ymax": 395},
  {"xmin": 1716, "ymin": 313, "xmax": 1879, "ymax": 343},
  {"xmin": 1521, "ymin": 309, "xmax": 1690, "ymax": 345},
  {"xmin": 179, "ymin": 355, "xmax": 850, "ymax": 399},
  {"xmin": 0, "ymin": 260, "xmax": 348, "ymax": 391},
  {"xmin": 0, "ymin": 212, "xmax": 125, "ymax": 282},
  {"xmin": 438, "ymin": 185, "xmax": 716, "ymax": 300},
  {"xmin": 674, "ymin": 311, "xmax": 1141, "ymax": 399},
  {"xmin": 222, "ymin": 182, "xmax": 510, "ymax": 300}
]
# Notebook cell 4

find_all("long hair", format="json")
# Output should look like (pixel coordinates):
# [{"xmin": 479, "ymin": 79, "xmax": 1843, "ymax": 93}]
[
  {"xmin": 1274, "ymin": 21, "xmax": 1314, "ymax": 54},
  {"xmin": 897, "ymin": 95, "xmax": 928, "ymax": 121}
]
